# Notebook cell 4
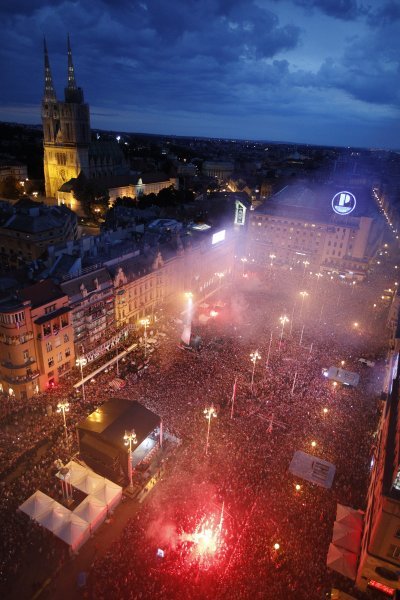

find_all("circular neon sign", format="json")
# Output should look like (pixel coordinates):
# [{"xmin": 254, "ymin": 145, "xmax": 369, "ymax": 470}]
[{"xmin": 332, "ymin": 191, "xmax": 356, "ymax": 216}]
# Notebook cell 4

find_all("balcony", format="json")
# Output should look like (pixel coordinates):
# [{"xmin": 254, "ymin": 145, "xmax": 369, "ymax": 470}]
[
  {"xmin": 2, "ymin": 369, "xmax": 40, "ymax": 384},
  {"xmin": 0, "ymin": 331, "xmax": 34, "ymax": 345},
  {"xmin": 1, "ymin": 357, "xmax": 36, "ymax": 370}
]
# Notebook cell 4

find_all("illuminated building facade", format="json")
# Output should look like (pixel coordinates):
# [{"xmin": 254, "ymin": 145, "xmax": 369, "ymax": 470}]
[
  {"xmin": 107, "ymin": 173, "xmax": 179, "ymax": 205},
  {"xmin": 356, "ymin": 340, "xmax": 400, "ymax": 595},
  {"xmin": 247, "ymin": 184, "xmax": 383, "ymax": 279},
  {"xmin": 0, "ymin": 280, "xmax": 74, "ymax": 399},
  {"xmin": 42, "ymin": 37, "xmax": 127, "ymax": 204},
  {"xmin": 350, "ymin": 295, "xmax": 400, "ymax": 595},
  {"xmin": 60, "ymin": 267, "xmax": 115, "ymax": 355},
  {"xmin": 0, "ymin": 226, "xmax": 236, "ymax": 398},
  {"xmin": 110, "ymin": 230, "xmax": 236, "ymax": 329}
]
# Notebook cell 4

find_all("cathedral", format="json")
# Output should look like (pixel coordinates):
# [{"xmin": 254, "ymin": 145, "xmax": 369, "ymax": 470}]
[{"xmin": 42, "ymin": 37, "xmax": 128, "ymax": 203}]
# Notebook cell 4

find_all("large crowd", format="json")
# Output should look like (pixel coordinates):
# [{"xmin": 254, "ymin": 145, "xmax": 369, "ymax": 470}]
[{"xmin": 0, "ymin": 259, "xmax": 396, "ymax": 599}]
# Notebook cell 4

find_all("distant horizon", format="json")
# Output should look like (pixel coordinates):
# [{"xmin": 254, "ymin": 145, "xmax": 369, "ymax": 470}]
[{"xmin": 1, "ymin": 119, "xmax": 398, "ymax": 155}]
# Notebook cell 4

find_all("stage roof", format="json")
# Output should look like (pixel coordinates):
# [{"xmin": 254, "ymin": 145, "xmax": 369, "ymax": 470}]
[{"xmin": 77, "ymin": 398, "xmax": 160, "ymax": 450}]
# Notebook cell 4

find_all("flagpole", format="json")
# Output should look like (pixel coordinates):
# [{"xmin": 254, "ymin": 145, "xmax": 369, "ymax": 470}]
[
  {"xmin": 266, "ymin": 332, "xmax": 273, "ymax": 370},
  {"xmin": 230, "ymin": 376, "xmax": 237, "ymax": 420}
]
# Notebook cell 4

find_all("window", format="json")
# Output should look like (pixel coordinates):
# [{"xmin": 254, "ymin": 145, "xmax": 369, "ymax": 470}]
[
  {"xmin": 395, "ymin": 529, "xmax": 400, "ymax": 539},
  {"xmin": 45, "ymin": 304, "xmax": 56, "ymax": 315},
  {"xmin": 65, "ymin": 348, "xmax": 71, "ymax": 358},
  {"xmin": 57, "ymin": 352, "xmax": 62, "ymax": 363},
  {"xmin": 46, "ymin": 341, "xmax": 52, "ymax": 352},
  {"xmin": 23, "ymin": 349, "xmax": 29, "ymax": 360},
  {"xmin": 64, "ymin": 334, "xmax": 69, "ymax": 343},
  {"xmin": 48, "ymin": 357, "xmax": 54, "ymax": 368}
]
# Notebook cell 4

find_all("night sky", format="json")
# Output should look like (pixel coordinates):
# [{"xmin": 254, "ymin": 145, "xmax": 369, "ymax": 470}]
[{"xmin": 1, "ymin": 0, "xmax": 400, "ymax": 149}]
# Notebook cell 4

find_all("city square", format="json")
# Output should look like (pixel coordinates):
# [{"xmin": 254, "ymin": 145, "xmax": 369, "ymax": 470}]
[{"xmin": 0, "ymin": 256, "xmax": 395, "ymax": 599}]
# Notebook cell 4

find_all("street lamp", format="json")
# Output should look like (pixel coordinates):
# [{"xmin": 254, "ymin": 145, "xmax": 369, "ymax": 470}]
[
  {"xmin": 123, "ymin": 429, "xmax": 137, "ymax": 491},
  {"xmin": 250, "ymin": 350, "xmax": 261, "ymax": 391},
  {"xmin": 240, "ymin": 257, "xmax": 248, "ymax": 275},
  {"xmin": 204, "ymin": 405, "xmax": 217, "ymax": 456},
  {"xmin": 57, "ymin": 401, "xmax": 70, "ymax": 442},
  {"xmin": 140, "ymin": 317, "xmax": 150, "ymax": 358},
  {"xmin": 75, "ymin": 356, "xmax": 87, "ymax": 403},
  {"xmin": 302, "ymin": 260, "xmax": 310, "ymax": 278},
  {"xmin": 269, "ymin": 253, "xmax": 276, "ymax": 270},
  {"xmin": 299, "ymin": 291, "xmax": 309, "ymax": 318},
  {"xmin": 279, "ymin": 315, "xmax": 289, "ymax": 351}
]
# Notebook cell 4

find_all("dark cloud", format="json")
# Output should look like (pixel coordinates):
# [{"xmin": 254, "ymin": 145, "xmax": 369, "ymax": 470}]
[
  {"xmin": 0, "ymin": 0, "xmax": 399, "ymax": 148},
  {"xmin": 294, "ymin": 0, "xmax": 367, "ymax": 20},
  {"xmin": 367, "ymin": 1, "xmax": 400, "ymax": 25}
]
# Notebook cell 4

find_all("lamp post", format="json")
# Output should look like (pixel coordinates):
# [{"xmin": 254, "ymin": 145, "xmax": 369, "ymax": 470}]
[
  {"xmin": 57, "ymin": 401, "xmax": 70, "ymax": 443},
  {"xmin": 140, "ymin": 317, "xmax": 150, "ymax": 358},
  {"xmin": 302, "ymin": 260, "xmax": 310, "ymax": 279},
  {"xmin": 279, "ymin": 315, "xmax": 289, "ymax": 351},
  {"xmin": 123, "ymin": 429, "xmax": 137, "ymax": 491},
  {"xmin": 299, "ymin": 291, "xmax": 309, "ymax": 318},
  {"xmin": 269, "ymin": 253, "xmax": 276, "ymax": 272},
  {"xmin": 315, "ymin": 272, "xmax": 323, "ymax": 293},
  {"xmin": 250, "ymin": 350, "xmax": 261, "ymax": 392},
  {"xmin": 204, "ymin": 405, "xmax": 217, "ymax": 456},
  {"xmin": 75, "ymin": 356, "xmax": 87, "ymax": 403}
]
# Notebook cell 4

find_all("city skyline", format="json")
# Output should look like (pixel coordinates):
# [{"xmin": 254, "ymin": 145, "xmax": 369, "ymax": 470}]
[{"xmin": 1, "ymin": 0, "xmax": 400, "ymax": 150}]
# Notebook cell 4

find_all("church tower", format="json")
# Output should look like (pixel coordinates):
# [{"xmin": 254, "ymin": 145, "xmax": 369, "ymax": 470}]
[{"xmin": 42, "ymin": 36, "xmax": 91, "ymax": 199}]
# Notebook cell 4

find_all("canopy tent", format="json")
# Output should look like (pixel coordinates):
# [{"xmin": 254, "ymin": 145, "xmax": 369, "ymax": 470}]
[
  {"xmin": 92, "ymin": 480, "xmax": 122, "ymax": 512},
  {"xmin": 332, "ymin": 521, "xmax": 362, "ymax": 554},
  {"xmin": 60, "ymin": 460, "xmax": 88, "ymax": 487},
  {"xmin": 74, "ymin": 495, "xmax": 107, "ymax": 533},
  {"xmin": 336, "ymin": 504, "xmax": 364, "ymax": 532},
  {"xmin": 327, "ymin": 543, "xmax": 358, "ymax": 580},
  {"xmin": 53, "ymin": 513, "xmax": 90, "ymax": 553},
  {"xmin": 37, "ymin": 502, "xmax": 72, "ymax": 533},
  {"xmin": 19, "ymin": 490, "xmax": 55, "ymax": 522},
  {"xmin": 73, "ymin": 472, "xmax": 106, "ymax": 495},
  {"xmin": 56, "ymin": 460, "xmax": 122, "ymax": 513}
]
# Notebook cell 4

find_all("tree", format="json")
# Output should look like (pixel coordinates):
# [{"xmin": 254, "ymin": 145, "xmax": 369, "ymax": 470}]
[
  {"xmin": 73, "ymin": 173, "xmax": 109, "ymax": 218},
  {"xmin": 0, "ymin": 176, "xmax": 21, "ymax": 199}
]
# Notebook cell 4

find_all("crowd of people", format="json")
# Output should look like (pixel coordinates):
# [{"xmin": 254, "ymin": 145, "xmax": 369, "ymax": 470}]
[
  {"xmin": 86, "ymin": 265, "xmax": 392, "ymax": 600},
  {"xmin": 0, "ymin": 259, "xmax": 396, "ymax": 599}
]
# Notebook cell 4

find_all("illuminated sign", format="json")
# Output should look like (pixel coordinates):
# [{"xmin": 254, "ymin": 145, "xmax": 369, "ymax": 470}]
[
  {"xmin": 235, "ymin": 200, "xmax": 246, "ymax": 226},
  {"xmin": 332, "ymin": 191, "xmax": 356, "ymax": 216},
  {"xmin": 367, "ymin": 580, "xmax": 395, "ymax": 597},
  {"xmin": 212, "ymin": 230, "xmax": 226, "ymax": 245}
]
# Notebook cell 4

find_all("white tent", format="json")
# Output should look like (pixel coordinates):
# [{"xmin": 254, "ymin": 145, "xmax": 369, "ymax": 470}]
[
  {"xmin": 53, "ymin": 513, "xmax": 90, "ymax": 553},
  {"xmin": 61, "ymin": 461, "xmax": 88, "ymax": 487},
  {"xmin": 332, "ymin": 521, "xmax": 362, "ymax": 554},
  {"xmin": 327, "ymin": 543, "xmax": 357, "ymax": 580},
  {"xmin": 92, "ymin": 480, "xmax": 122, "ymax": 512},
  {"xmin": 73, "ymin": 472, "xmax": 106, "ymax": 495},
  {"xmin": 19, "ymin": 490, "xmax": 56, "ymax": 522},
  {"xmin": 74, "ymin": 495, "xmax": 107, "ymax": 533},
  {"xmin": 37, "ymin": 502, "xmax": 72, "ymax": 533},
  {"xmin": 336, "ymin": 504, "xmax": 363, "ymax": 532}
]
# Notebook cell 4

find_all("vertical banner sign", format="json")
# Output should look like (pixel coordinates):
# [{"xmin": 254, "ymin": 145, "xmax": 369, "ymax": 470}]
[{"xmin": 235, "ymin": 200, "xmax": 246, "ymax": 225}]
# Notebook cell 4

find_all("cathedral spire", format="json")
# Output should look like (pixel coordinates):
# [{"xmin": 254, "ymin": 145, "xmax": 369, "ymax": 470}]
[
  {"xmin": 67, "ymin": 34, "xmax": 77, "ymax": 90},
  {"xmin": 65, "ymin": 35, "xmax": 84, "ymax": 103},
  {"xmin": 43, "ymin": 37, "xmax": 57, "ymax": 102}
]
